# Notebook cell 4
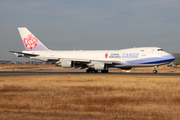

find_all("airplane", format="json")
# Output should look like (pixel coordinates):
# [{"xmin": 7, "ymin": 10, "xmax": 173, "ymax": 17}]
[{"xmin": 9, "ymin": 27, "xmax": 175, "ymax": 73}]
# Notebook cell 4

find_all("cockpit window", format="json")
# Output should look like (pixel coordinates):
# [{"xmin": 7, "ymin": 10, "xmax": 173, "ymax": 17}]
[{"xmin": 157, "ymin": 49, "xmax": 163, "ymax": 51}]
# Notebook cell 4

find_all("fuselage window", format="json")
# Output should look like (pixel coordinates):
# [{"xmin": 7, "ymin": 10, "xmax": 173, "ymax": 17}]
[{"xmin": 157, "ymin": 49, "xmax": 163, "ymax": 51}]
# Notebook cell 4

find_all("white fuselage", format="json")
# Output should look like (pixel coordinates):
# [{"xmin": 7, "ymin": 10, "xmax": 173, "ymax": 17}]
[{"xmin": 21, "ymin": 47, "xmax": 175, "ymax": 69}]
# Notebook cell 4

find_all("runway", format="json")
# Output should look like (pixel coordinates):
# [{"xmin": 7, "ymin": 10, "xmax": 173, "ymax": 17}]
[{"xmin": 0, "ymin": 69, "xmax": 180, "ymax": 76}]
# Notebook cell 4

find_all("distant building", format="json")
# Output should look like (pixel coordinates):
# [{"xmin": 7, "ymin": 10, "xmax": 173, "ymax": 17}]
[
  {"xmin": 0, "ymin": 60, "xmax": 12, "ymax": 64},
  {"xmin": 0, "ymin": 60, "xmax": 51, "ymax": 65}
]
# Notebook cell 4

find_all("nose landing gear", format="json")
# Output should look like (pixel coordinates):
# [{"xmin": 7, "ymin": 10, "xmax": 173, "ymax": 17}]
[
  {"xmin": 153, "ymin": 70, "xmax": 157, "ymax": 73},
  {"xmin": 153, "ymin": 66, "xmax": 158, "ymax": 73}
]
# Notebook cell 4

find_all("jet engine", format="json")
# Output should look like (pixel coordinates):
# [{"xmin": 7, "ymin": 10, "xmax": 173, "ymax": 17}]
[
  {"xmin": 94, "ymin": 63, "xmax": 106, "ymax": 70},
  {"xmin": 61, "ymin": 61, "xmax": 73, "ymax": 68},
  {"xmin": 120, "ymin": 67, "xmax": 132, "ymax": 70}
]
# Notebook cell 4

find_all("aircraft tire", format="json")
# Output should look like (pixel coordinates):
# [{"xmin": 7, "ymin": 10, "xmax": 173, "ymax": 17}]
[
  {"xmin": 86, "ymin": 69, "xmax": 90, "ymax": 73},
  {"xmin": 153, "ymin": 70, "xmax": 157, "ymax": 73},
  {"xmin": 86, "ymin": 69, "xmax": 98, "ymax": 73},
  {"xmin": 94, "ymin": 70, "xmax": 98, "ymax": 73},
  {"xmin": 101, "ymin": 70, "xmax": 108, "ymax": 73}
]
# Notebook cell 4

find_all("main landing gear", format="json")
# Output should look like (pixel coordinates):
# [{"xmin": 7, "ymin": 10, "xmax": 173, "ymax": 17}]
[
  {"xmin": 86, "ymin": 68, "xmax": 109, "ymax": 73},
  {"xmin": 86, "ymin": 68, "xmax": 98, "ymax": 73},
  {"xmin": 101, "ymin": 70, "xmax": 109, "ymax": 73},
  {"xmin": 153, "ymin": 66, "xmax": 158, "ymax": 73}
]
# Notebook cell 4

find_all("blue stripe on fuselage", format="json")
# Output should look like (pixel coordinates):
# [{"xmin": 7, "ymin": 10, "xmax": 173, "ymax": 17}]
[{"xmin": 122, "ymin": 55, "xmax": 175, "ymax": 65}]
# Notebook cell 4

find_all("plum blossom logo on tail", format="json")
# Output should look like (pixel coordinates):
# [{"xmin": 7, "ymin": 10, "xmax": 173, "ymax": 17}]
[
  {"xmin": 105, "ymin": 53, "xmax": 108, "ymax": 58},
  {"xmin": 24, "ymin": 34, "xmax": 38, "ymax": 49}
]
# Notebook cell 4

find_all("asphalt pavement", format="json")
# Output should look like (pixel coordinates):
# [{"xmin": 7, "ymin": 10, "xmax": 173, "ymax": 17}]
[{"xmin": 0, "ymin": 69, "xmax": 179, "ymax": 76}]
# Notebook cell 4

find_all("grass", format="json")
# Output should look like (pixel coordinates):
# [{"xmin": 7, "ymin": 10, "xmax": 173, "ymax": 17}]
[{"xmin": 0, "ymin": 75, "xmax": 180, "ymax": 119}]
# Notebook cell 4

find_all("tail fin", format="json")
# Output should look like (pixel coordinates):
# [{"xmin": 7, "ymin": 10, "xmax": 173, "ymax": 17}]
[{"xmin": 18, "ymin": 27, "xmax": 49, "ymax": 51}]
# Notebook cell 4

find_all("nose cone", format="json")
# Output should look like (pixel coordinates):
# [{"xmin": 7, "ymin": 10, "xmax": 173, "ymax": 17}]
[
  {"xmin": 165, "ymin": 54, "xmax": 175, "ymax": 62},
  {"xmin": 170, "ymin": 55, "xmax": 175, "ymax": 61}
]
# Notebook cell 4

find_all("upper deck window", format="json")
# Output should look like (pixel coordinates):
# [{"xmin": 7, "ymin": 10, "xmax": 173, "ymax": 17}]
[{"xmin": 157, "ymin": 49, "xmax": 163, "ymax": 51}]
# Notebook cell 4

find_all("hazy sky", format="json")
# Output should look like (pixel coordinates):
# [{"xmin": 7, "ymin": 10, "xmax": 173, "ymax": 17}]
[{"xmin": 1, "ymin": 0, "xmax": 180, "ymax": 61}]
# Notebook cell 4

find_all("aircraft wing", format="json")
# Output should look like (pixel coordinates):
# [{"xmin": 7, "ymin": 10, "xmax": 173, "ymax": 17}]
[
  {"xmin": 60, "ymin": 58, "xmax": 121, "ymax": 64},
  {"xmin": 9, "ymin": 50, "xmax": 122, "ymax": 68},
  {"xmin": 58, "ymin": 58, "xmax": 121, "ymax": 69}
]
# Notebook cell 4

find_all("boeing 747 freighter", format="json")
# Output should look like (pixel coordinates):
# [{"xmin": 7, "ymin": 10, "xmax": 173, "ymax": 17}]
[{"xmin": 9, "ymin": 27, "xmax": 175, "ymax": 73}]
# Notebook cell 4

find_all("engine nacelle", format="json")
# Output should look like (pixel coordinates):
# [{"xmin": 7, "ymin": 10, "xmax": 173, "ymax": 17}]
[
  {"xmin": 94, "ymin": 63, "xmax": 106, "ymax": 70},
  {"xmin": 121, "ymin": 67, "xmax": 131, "ymax": 70},
  {"xmin": 61, "ymin": 61, "xmax": 73, "ymax": 68}
]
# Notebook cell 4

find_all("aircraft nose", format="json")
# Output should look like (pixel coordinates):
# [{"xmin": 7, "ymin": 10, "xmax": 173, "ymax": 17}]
[{"xmin": 167, "ymin": 55, "xmax": 175, "ymax": 62}]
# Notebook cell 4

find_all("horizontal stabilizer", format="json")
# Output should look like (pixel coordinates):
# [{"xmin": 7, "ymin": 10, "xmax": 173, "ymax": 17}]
[{"xmin": 8, "ymin": 51, "xmax": 39, "ymax": 57}]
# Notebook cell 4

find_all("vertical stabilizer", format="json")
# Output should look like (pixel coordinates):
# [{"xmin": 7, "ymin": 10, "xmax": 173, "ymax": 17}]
[{"xmin": 18, "ymin": 27, "xmax": 49, "ymax": 51}]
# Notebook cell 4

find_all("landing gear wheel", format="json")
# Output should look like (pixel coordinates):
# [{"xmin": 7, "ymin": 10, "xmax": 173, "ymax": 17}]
[
  {"xmin": 86, "ymin": 69, "xmax": 90, "ymax": 73},
  {"xmin": 153, "ymin": 70, "xmax": 157, "ymax": 73},
  {"xmin": 94, "ymin": 70, "xmax": 98, "ymax": 73},
  {"xmin": 101, "ymin": 70, "xmax": 109, "ymax": 73},
  {"xmin": 153, "ymin": 66, "xmax": 158, "ymax": 73},
  {"xmin": 86, "ymin": 68, "xmax": 98, "ymax": 73}
]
